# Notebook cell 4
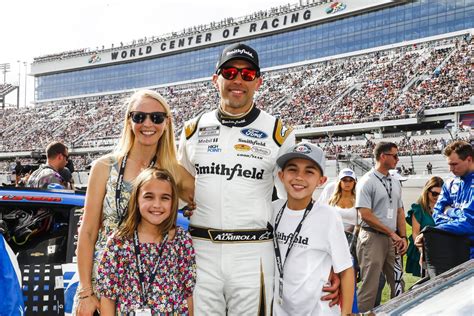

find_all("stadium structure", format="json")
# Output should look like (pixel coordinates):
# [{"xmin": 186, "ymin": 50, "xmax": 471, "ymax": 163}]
[{"xmin": 0, "ymin": 0, "xmax": 473, "ymax": 185}]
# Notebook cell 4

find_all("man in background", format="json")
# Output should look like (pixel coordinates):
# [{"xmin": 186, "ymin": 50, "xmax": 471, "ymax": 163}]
[{"xmin": 26, "ymin": 141, "xmax": 69, "ymax": 189}]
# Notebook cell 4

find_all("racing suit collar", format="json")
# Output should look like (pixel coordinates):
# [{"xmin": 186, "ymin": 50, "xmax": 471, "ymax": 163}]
[
  {"xmin": 216, "ymin": 103, "xmax": 260, "ymax": 127},
  {"xmin": 461, "ymin": 170, "xmax": 474, "ymax": 181}
]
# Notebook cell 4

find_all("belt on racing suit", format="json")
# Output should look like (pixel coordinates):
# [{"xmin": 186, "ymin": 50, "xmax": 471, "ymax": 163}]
[{"xmin": 189, "ymin": 223, "xmax": 273, "ymax": 243}]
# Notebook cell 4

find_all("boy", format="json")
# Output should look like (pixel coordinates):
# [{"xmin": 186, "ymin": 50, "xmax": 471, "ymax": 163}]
[{"xmin": 273, "ymin": 142, "xmax": 354, "ymax": 315}]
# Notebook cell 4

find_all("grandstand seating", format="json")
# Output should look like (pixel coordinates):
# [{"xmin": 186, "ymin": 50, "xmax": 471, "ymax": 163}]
[{"xmin": 1, "ymin": 35, "xmax": 472, "ymax": 170}]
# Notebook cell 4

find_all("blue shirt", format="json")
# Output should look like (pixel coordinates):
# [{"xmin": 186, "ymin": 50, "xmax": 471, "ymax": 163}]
[{"xmin": 433, "ymin": 171, "xmax": 474, "ymax": 258}]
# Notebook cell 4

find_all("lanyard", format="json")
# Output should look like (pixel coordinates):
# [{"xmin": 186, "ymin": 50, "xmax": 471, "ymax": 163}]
[
  {"xmin": 133, "ymin": 230, "xmax": 168, "ymax": 307},
  {"xmin": 374, "ymin": 174, "xmax": 393, "ymax": 204},
  {"xmin": 115, "ymin": 153, "xmax": 157, "ymax": 224},
  {"xmin": 273, "ymin": 200, "xmax": 313, "ymax": 302}
]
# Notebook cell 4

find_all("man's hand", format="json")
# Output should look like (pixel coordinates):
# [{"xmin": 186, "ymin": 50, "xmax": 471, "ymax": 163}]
[
  {"xmin": 398, "ymin": 238, "xmax": 408, "ymax": 255},
  {"xmin": 182, "ymin": 197, "xmax": 196, "ymax": 218},
  {"xmin": 390, "ymin": 231, "xmax": 404, "ymax": 250},
  {"xmin": 414, "ymin": 233, "xmax": 424, "ymax": 248},
  {"xmin": 321, "ymin": 269, "xmax": 341, "ymax": 307}
]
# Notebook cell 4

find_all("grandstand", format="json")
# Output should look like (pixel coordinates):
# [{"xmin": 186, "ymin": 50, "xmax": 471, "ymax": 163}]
[{"xmin": 0, "ymin": 0, "xmax": 473, "ymax": 184}]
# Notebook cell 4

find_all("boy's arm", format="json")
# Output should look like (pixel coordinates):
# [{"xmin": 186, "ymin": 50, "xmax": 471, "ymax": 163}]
[
  {"xmin": 339, "ymin": 267, "xmax": 355, "ymax": 316},
  {"xmin": 99, "ymin": 297, "xmax": 116, "ymax": 316}
]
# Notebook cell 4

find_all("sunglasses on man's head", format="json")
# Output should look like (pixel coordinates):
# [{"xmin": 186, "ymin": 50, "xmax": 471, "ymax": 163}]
[
  {"xmin": 129, "ymin": 111, "xmax": 167, "ymax": 124},
  {"xmin": 218, "ymin": 67, "xmax": 259, "ymax": 81}
]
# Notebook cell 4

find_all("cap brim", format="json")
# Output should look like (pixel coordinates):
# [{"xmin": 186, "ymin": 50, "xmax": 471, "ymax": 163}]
[
  {"xmin": 216, "ymin": 56, "xmax": 260, "ymax": 72},
  {"xmin": 277, "ymin": 153, "xmax": 324, "ymax": 175}
]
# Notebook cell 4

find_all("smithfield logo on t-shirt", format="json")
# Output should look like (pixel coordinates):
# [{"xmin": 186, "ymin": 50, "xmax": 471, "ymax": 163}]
[
  {"xmin": 277, "ymin": 231, "xmax": 309, "ymax": 247},
  {"xmin": 241, "ymin": 128, "xmax": 268, "ymax": 139},
  {"xmin": 194, "ymin": 163, "xmax": 264, "ymax": 180}
]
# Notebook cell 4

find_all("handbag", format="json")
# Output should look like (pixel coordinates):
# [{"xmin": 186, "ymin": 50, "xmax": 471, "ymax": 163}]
[{"xmin": 344, "ymin": 210, "xmax": 360, "ymax": 282}]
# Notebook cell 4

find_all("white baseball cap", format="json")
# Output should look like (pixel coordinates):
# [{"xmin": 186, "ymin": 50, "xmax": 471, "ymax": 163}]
[
  {"xmin": 338, "ymin": 168, "xmax": 356, "ymax": 181},
  {"xmin": 277, "ymin": 142, "xmax": 326, "ymax": 175}
]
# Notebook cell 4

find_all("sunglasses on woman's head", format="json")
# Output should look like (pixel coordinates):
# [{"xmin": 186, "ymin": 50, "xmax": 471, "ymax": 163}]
[
  {"xmin": 218, "ymin": 67, "xmax": 259, "ymax": 81},
  {"xmin": 129, "ymin": 111, "xmax": 167, "ymax": 124}
]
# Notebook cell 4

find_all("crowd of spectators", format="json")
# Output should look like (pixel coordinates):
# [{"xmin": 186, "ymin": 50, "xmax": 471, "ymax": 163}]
[
  {"xmin": 1, "ymin": 35, "xmax": 471, "ymax": 168},
  {"xmin": 319, "ymin": 135, "xmax": 470, "ymax": 159}
]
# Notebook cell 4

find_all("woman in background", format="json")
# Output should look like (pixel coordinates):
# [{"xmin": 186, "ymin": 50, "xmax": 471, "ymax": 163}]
[
  {"xmin": 405, "ymin": 176, "xmax": 444, "ymax": 277},
  {"xmin": 328, "ymin": 168, "xmax": 359, "ymax": 314}
]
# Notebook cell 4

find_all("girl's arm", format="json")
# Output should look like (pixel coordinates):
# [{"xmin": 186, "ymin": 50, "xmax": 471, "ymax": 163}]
[
  {"xmin": 187, "ymin": 296, "xmax": 194, "ymax": 316},
  {"xmin": 76, "ymin": 158, "xmax": 109, "ymax": 315},
  {"xmin": 339, "ymin": 267, "xmax": 355, "ymax": 316},
  {"xmin": 99, "ymin": 297, "xmax": 116, "ymax": 316}
]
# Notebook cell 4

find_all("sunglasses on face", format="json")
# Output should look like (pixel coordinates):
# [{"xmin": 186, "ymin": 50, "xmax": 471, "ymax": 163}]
[
  {"xmin": 62, "ymin": 153, "xmax": 69, "ymax": 160},
  {"xmin": 341, "ymin": 177, "xmax": 355, "ymax": 183},
  {"xmin": 129, "ymin": 111, "xmax": 167, "ymax": 124},
  {"xmin": 429, "ymin": 190, "xmax": 441, "ymax": 197},
  {"xmin": 218, "ymin": 67, "xmax": 259, "ymax": 81},
  {"xmin": 383, "ymin": 152, "xmax": 399, "ymax": 159}
]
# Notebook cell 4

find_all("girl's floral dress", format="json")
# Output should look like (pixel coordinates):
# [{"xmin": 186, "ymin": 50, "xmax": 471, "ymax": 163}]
[{"xmin": 96, "ymin": 227, "xmax": 196, "ymax": 315}]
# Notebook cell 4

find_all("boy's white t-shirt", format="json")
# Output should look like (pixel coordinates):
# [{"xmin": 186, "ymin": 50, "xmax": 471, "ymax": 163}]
[{"xmin": 272, "ymin": 199, "xmax": 353, "ymax": 316}]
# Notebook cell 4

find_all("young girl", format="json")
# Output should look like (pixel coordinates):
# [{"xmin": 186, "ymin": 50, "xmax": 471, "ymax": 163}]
[{"xmin": 96, "ymin": 168, "xmax": 196, "ymax": 315}]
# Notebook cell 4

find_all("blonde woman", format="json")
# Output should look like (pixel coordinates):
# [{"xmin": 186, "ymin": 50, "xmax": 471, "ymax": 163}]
[
  {"xmin": 328, "ymin": 168, "xmax": 359, "ymax": 235},
  {"xmin": 328, "ymin": 168, "xmax": 360, "ymax": 314},
  {"xmin": 75, "ymin": 90, "xmax": 194, "ymax": 316},
  {"xmin": 406, "ymin": 176, "xmax": 444, "ymax": 277}
]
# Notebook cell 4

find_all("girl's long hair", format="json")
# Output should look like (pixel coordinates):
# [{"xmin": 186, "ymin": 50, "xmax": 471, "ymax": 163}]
[
  {"xmin": 113, "ymin": 89, "xmax": 179, "ymax": 180},
  {"xmin": 328, "ymin": 179, "xmax": 356, "ymax": 207},
  {"xmin": 417, "ymin": 176, "xmax": 444, "ymax": 215},
  {"xmin": 117, "ymin": 168, "xmax": 179, "ymax": 239}
]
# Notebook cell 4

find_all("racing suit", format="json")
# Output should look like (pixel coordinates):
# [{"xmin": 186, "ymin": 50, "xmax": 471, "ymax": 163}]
[
  {"xmin": 432, "ymin": 171, "xmax": 474, "ymax": 258},
  {"xmin": 178, "ymin": 105, "xmax": 294, "ymax": 315}
]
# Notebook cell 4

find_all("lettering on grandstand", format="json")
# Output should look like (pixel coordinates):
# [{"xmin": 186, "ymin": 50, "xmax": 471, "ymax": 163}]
[
  {"xmin": 111, "ymin": 46, "xmax": 153, "ymax": 61},
  {"xmin": 194, "ymin": 163, "xmax": 264, "ymax": 180},
  {"xmin": 32, "ymin": 0, "xmax": 398, "ymax": 74}
]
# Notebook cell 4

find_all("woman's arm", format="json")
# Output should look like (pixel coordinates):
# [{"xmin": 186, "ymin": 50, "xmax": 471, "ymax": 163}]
[
  {"xmin": 76, "ymin": 158, "xmax": 109, "ymax": 316},
  {"xmin": 339, "ymin": 267, "xmax": 355, "ymax": 316},
  {"xmin": 411, "ymin": 214, "xmax": 422, "ymax": 242},
  {"xmin": 99, "ymin": 297, "xmax": 116, "ymax": 316},
  {"xmin": 187, "ymin": 296, "xmax": 194, "ymax": 316},
  {"xmin": 177, "ymin": 165, "xmax": 195, "ymax": 203}
]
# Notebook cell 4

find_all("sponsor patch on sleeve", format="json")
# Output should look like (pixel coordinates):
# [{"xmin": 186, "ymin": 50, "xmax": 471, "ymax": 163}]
[
  {"xmin": 184, "ymin": 113, "xmax": 204, "ymax": 139},
  {"xmin": 273, "ymin": 119, "xmax": 293, "ymax": 146}
]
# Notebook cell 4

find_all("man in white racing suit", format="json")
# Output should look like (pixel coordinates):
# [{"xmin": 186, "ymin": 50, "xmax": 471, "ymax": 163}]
[{"xmin": 178, "ymin": 43, "xmax": 295, "ymax": 315}]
